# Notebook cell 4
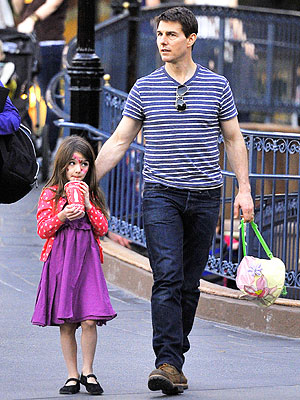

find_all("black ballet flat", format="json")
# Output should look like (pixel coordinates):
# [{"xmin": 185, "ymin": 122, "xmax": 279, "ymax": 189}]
[
  {"xmin": 80, "ymin": 373, "xmax": 103, "ymax": 395},
  {"xmin": 59, "ymin": 377, "xmax": 80, "ymax": 394}
]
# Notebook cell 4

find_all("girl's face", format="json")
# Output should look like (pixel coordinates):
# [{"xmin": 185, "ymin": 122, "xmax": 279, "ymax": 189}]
[{"xmin": 65, "ymin": 152, "xmax": 90, "ymax": 182}]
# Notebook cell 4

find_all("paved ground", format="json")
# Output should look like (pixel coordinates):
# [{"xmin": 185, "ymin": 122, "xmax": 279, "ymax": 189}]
[{"xmin": 1, "ymin": 186, "xmax": 300, "ymax": 400}]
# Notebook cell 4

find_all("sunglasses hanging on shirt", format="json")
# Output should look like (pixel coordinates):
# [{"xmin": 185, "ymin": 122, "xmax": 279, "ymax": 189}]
[{"xmin": 175, "ymin": 84, "xmax": 188, "ymax": 112}]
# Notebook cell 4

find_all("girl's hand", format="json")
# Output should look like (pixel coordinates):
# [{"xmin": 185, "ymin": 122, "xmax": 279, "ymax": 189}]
[
  {"xmin": 80, "ymin": 181, "xmax": 92, "ymax": 211},
  {"xmin": 66, "ymin": 205, "xmax": 85, "ymax": 221},
  {"xmin": 58, "ymin": 205, "xmax": 85, "ymax": 222}
]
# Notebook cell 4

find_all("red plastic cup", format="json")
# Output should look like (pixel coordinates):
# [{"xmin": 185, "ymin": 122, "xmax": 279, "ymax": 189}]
[{"xmin": 64, "ymin": 180, "xmax": 85, "ymax": 212}]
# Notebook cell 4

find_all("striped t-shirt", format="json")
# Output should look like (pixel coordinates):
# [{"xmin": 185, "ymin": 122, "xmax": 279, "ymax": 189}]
[{"xmin": 123, "ymin": 64, "xmax": 237, "ymax": 190}]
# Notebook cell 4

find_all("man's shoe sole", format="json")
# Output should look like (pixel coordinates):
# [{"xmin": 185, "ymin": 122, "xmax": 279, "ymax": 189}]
[{"xmin": 148, "ymin": 375, "xmax": 184, "ymax": 395}]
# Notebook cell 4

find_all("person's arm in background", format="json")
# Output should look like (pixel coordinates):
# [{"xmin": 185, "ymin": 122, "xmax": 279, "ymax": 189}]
[
  {"xmin": 0, "ymin": 62, "xmax": 15, "ymax": 86},
  {"xmin": 0, "ymin": 82, "xmax": 20, "ymax": 134},
  {"xmin": 12, "ymin": 0, "xmax": 64, "ymax": 33},
  {"xmin": 11, "ymin": 0, "xmax": 23, "ymax": 16},
  {"xmin": 220, "ymin": 116, "xmax": 254, "ymax": 222},
  {"xmin": 95, "ymin": 115, "xmax": 142, "ymax": 181}
]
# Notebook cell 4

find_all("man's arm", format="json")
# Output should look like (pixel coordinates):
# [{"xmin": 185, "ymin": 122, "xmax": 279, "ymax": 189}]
[
  {"xmin": 13, "ymin": 0, "xmax": 65, "ymax": 33},
  {"xmin": 95, "ymin": 116, "xmax": 143, "ymax": 181},
  {"xmin": 220, "ymin": 116, "xmax": 254, "ymax": 222}
]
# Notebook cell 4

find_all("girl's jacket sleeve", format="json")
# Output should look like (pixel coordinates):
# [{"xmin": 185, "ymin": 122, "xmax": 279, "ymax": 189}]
[
  {"xmin": 0, "ymin": 81, "xmax": 21, "ymax": 135},
  {"xmin": 37, "ymin": 189, "xmax": 64, "ymax": 239},
  {"xmin": 86, "ymin": 204, "xmax": 108, "ymax": 237}
]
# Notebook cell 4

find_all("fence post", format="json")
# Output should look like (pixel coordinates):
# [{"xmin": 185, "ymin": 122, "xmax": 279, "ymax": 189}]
[
  {"xmin": 68, "ymin": 0, "xmax": 103, "ymax": 155},
  {"xmin": 265, "ymin": 22, "xmax": 275, "ymax": 123},
  {"xmin": 217, "ymin": 16, "xmax": 225, "ymax": 76}
]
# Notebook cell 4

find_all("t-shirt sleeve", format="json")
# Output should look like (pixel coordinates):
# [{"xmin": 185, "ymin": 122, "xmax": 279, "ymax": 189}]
[
  {"xmin": 219, "ymin": 80, "xmax": 238, "ymax": 121},
  {"xmin": 123, "ymin": 82, "xmax": 144, "ymax": 121}
]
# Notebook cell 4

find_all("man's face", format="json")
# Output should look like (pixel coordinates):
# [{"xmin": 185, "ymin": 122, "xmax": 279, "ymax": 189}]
[{"xmin": 156, "ymin": 20, "xmax": 195, "ymax": 64}]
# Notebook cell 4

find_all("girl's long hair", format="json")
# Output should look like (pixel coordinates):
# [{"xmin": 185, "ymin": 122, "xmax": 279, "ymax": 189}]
[{"xmin": 44, "ymin": 136, "xmax": 109, "ymax": 219}]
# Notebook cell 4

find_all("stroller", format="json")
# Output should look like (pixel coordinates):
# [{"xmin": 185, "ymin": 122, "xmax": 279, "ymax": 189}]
[
  {"xmin": 0, "ymin": 28, "xmax": 39, "ymax": 125},
  {"xmin": 0, "ymin": 28, "xmax": 51, "ymax": 180}
]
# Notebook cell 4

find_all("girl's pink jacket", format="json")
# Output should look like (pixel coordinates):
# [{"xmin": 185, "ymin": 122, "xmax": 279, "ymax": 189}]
[{"xmin": 37, "ymin": 186, "xmax": 108, "ymax": 263}]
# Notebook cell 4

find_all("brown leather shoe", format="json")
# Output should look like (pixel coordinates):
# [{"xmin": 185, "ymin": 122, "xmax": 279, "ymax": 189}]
[
  {"xmin": 148, "ymin": 363, "xmax": 188, "ymax": 395},
  {"xmin": 180, "ymin": 371, "xmax": 188, "ymax": 388}
]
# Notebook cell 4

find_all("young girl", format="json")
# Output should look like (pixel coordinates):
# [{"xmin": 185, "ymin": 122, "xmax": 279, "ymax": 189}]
[{"xmin": 32, "ymin": 136, "xmax": 116, "ymax": 395}]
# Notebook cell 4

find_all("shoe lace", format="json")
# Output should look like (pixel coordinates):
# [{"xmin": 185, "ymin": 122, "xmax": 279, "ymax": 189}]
[{"xmin": 158, "ymin": 363, "xmax": 170, "ymax": 369}]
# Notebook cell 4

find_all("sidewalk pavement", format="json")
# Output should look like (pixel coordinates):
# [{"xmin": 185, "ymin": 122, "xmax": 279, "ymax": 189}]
[{"xmin": 1, "ymin": 186, "xmax": 300, "ymax": 400}]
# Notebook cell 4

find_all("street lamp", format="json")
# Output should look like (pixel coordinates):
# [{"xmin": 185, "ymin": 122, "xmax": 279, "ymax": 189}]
[
  {"xmin": 68, "ymin": 0, "xmax": 103, "ymax": 155},
  {"xmin": 125, "ymin": 0, "xmax": 141, "ymax": 93}
]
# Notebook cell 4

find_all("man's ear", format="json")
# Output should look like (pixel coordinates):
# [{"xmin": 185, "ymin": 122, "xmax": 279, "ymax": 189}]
[{"xmin": 187, "ymin": 33, "xmax": 197, "ymax": 48}]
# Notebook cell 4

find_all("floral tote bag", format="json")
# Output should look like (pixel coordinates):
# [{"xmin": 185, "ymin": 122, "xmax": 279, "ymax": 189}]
[{"xmin": 236, "ymin": 219, "xmax": 286, "ymax": 308}]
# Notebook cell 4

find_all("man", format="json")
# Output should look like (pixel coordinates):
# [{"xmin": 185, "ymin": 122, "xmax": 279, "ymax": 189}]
[
  {"xmin": 95, "ymin": 7, "xmax": 254, "ymax": 395},
  {"xmin": 12, "ymin": 0, "xmax": 68, "ymax": 154}
]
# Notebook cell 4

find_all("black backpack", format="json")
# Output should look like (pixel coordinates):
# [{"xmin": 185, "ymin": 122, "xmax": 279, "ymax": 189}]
[{"xmin": 0, "ymin": 124, "xmax": 39, "ymax": 204}]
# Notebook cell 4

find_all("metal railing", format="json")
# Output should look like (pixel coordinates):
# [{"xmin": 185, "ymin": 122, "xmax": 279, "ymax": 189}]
[{"xmin": 210, "ymin": 131, "xmax": 300, "ymax": 300}]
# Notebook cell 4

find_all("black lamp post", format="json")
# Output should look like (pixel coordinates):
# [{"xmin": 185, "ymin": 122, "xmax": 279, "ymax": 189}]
[
  {"xmin": 68, "ymin": 0, "xmax": 103, "ymax": 155},
  {"xmin": 126, "ymin": 0, "xmax": 141, "ymax": 93}
]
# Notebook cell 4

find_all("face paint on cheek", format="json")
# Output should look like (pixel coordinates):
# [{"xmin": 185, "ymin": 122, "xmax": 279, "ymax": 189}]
[{"xmin": 81, "ymin": 167, "xmax": 88, "ymax": 174}]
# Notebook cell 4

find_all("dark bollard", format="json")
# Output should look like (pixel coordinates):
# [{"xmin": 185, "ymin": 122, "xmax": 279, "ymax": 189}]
[
  {"xmin": 125, "ymin": 0, "xmax": 141, "ymax": 93},
  {"xmin": 68, "ymin": 0, "xmax": 103, "ymax": 156},
  {"xmin": 111, "ymin": 0, "xmax": 124, "ymax": 15}
]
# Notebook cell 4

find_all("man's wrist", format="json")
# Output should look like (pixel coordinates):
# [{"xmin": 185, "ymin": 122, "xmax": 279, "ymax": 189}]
[
  {"xmin": 237, "ymin": 181, "xmax": 251, "ymax": 192},
  {"xmin": 29, "ymin": 12, "xmax": 40, "ymax": 24}
]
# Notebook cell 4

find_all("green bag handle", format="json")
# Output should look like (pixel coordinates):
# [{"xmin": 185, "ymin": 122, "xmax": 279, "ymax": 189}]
[
  {"xmin": 240, "ymin": 219, "xmax": 287, "ymax": 296},
  {"xmin": 240, "ymin": 218, "xmax": 273, "ymax": 259}
]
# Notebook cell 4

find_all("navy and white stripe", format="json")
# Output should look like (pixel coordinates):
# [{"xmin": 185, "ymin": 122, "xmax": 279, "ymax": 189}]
[{"xmin": 123, "ymin": 64, "xmax": 237, "ymax": 190}]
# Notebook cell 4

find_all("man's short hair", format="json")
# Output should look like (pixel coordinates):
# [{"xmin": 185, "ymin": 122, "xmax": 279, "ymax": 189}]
[{"xmin": 155, "ymin": 7, "xmax": 198, "ymax": 38}]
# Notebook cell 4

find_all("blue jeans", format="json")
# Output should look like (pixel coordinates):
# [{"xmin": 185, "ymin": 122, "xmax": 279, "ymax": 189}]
[
  {"xmin": 142, "ymin": 183, "xmax": 221, "ymax": 371},
  {"xmin": 38, "ymin": 43, "xmax": 64, "ymax": 151}
]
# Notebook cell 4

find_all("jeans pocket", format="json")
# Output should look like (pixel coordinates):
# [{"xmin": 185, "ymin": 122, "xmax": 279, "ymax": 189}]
[{"xmin": 206, "ymin": 187, "xmax": 221, "ymax": 201}]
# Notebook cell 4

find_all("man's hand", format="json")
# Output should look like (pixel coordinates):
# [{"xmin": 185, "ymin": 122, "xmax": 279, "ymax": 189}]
[
  {"xmin": 107, "ymin": 231, "xmax": 132, "ymax": 249},
  {"xmin": 234, "ymin": 190, "xmax": 254, "ymax": 222}
]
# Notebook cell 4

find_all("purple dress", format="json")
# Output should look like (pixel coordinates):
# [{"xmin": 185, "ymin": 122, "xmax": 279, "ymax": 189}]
[{"xmin": 32, "ymin": 215, "xmax": 116, "ymax": 327}]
